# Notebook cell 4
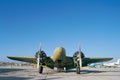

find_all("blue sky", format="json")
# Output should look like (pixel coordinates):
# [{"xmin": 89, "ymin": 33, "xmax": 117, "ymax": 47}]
[{"xmin": 0, "ymin": 0, "xmax": 120, "ymax": 62}]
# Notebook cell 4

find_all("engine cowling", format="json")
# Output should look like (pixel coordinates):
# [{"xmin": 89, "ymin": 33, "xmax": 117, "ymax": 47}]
[
  {"xmin": 35, "ymin": 50, "xmax": 47, "ymax": 64},
  {"xmin": 73, "ymin": 51, "xmax": 85, "ymax": 64}
]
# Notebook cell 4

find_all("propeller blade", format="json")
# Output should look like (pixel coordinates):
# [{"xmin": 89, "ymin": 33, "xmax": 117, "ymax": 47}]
[
  {"xmin": 39, "ymin": 42, "xmax": 42, "ymax": 52},
  {"xmin": 37, "ymin": 43, "xmax": 42, "ymax": 69},
  {"xmin": 37, "ymin": 53, "xmax": 40, "ymax": 69},
  {"xmin": 78, "ymin": 43, "xmax": 82, "ymax": 68}
]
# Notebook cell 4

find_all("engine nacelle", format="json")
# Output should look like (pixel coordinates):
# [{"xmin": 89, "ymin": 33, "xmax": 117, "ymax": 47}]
[
  {"xmin": 35, "ymin": 50, "xmax": 47, "ymax": 64},
  {"xmin": 73, "ymin": 51, "xmax": 85, "ymax": 64}
]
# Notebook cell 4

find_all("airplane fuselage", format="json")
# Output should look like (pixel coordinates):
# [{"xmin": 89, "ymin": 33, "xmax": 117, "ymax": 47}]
[{"xmin": 51, "ymin": 47, "xmax": 66, "ymax": 70}]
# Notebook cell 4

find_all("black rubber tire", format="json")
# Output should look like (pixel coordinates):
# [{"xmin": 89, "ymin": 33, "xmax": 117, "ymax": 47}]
[
  {"xmin": 76, "ymin": 66, "xmax": 80, "ymax": 74},
  {"xmin": 39, "ymin": 66, "xmax": 43, "ymax": 74}
]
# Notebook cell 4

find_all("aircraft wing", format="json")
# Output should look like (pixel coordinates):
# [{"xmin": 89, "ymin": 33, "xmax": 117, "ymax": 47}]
[
  {"xmin": 65, "ymin": 56, "xmax": 76, "ymax": 69},
  {"xmin": 7, "ymin": 56, "xmax": 113, "ymax": 69},
  {"xmin": 7, "ymin": 56, "xmax": 36, "ymax": 63},
  {"xmin": 65, "ymin": 57, "xmax": 113, "ymax": 69},
  {"xmin": 7, "ymin": 56, "xmax": 54, "ymax": 69},
  {"xmin": 82, "ymin": 57, "xmax": 113, "ymax": 66}
]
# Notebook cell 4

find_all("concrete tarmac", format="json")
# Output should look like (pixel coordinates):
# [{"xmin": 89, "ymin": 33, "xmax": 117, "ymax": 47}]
[{"xmin": 0, "ymin": 66, "xmax": 120, "ymax": 80}]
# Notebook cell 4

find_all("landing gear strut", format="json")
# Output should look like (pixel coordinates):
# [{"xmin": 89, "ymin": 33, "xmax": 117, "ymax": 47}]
[
  {"xmin": 76, "ymin": 60, "xmax": 80, "ymax": 74},
  {"xmin": 39, "ymin": 65, "xmax": 43, "ymax": 74}
]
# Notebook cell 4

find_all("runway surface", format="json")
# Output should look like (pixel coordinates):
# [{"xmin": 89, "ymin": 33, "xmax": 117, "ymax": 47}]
[{"xmin": 0, "ymin": 66, "xmax": 120, "ymax": 80}]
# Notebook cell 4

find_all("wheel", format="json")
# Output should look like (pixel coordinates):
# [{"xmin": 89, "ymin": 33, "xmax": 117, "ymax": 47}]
[
  {"xmin": 76, "ymin": 66, "xmax": 80, "ymax": 74},
  {"xmin": 76, "ymin": 61, "xmax": 80, "ymax": 74},
  {"xmin": 39, "ymin": 66, "xmax": 43, "ymax": 74}
]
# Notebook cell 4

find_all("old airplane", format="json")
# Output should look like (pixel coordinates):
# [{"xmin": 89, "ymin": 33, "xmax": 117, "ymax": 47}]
[{"xmin": 7, "ymin": 44, "xmax": 113, "ymax": 74}]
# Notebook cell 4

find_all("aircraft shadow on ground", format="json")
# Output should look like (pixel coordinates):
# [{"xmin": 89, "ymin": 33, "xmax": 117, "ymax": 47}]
[
  {"xmin": 45, "ymin": 77, "xmax": 63, "ymax": 80},
  {"xmin": 65, "ymin": 69, "xmax": 106, "ymax": 74},
  {"xmin": 0, "ymin": 68, "xmax": 25, "ymax": 74},
  {"xmin": 43, "ymin": 69, "xmax": 106, "ymax": 75},
  {"xmin": 0, "ymin": 76, "xmax": 62, "ymax": 80},
  {"xmin": 0, "ymin": 76, "xmax": 32, "ymax": 80}
]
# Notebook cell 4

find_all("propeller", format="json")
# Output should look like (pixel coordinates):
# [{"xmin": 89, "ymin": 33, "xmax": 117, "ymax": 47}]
[
  {"xmin": 37, "ymin": 43, "xmax": 42, "ymax": 69},
  {"xmin": 74, "ymin": 44, "xmax": 81, "ymax": 74},
  {"xmin": 78, "ymin": 44, "xmax": 82, "ymax": 68},
  {"xmin": 37, "ymin": 43, "xmax": 43, "ymax": 74},
  {"xmin": 73, "ymin": 43, "xmax": 82, "ymax": 74}
]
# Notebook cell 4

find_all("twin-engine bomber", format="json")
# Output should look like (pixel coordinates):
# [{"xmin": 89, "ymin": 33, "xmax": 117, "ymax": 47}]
[{"xmin": 7, "ymin": 44, "xmax": 113, "ymax": 74}]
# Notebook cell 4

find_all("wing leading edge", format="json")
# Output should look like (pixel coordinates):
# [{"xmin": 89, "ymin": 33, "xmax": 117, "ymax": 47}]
[
  {"xmin": 7, "ymin": 56, "xmax": 36, "ymax": 63},
  {"xmin": 7, "ymin": 56, "xmax": 54, "ymax": 69}
]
